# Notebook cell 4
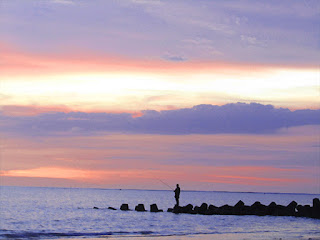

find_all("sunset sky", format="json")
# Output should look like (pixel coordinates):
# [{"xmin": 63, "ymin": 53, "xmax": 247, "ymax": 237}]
[{"xmin": 1, "ymin": 0, "xmax": 319, "ymax": 193}]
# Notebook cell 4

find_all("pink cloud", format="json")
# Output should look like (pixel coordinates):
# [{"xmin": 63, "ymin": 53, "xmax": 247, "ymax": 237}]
[
  {"xmin": 1, "ymin": 41, "xmax": 316, "ymax": 78},
  {"xmin": 0, "ymin": 104, "xmax": 145, "ymax": 118},
  {"xmin": 0, "ymin": 105, "xmax": 72, "ymax": 116}
]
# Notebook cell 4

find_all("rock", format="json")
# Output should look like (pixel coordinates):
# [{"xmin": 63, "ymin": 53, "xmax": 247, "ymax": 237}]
[
  {"xmin": 287, "ymin": 201, "xmax": 297, "ymax": 209},
  {"xmin": 181, "ymin": 204, "xmax": 193, "ymax": 213},
  {"xmin": 218, "ymin": 204, "xmax": 233, "ymax": 215},
  {"xmin": 167, "ymin": 208, "xmax": 173, "ymax": 212},
  {"xmin": 235, "ymin": 200, "xmax": 245, "ymax": 208},
  {"xmin": 313, "ymin": 198, "xmax": 320, "ymax": 208},
  {"xmin": 193, "ymin": 206, "xmax": 200, "ymax": 214},
  {"xmin": 297, "ymin": 205, "xmax": 312, "ymax": 218},
  {"xmin": 198, "ymin": 203, "xmax": 208, "ymax": 214},
  {"xmin": 120, "ymin": 204, "xmax": 129, "ymax": 211},
  {"xmin": 172, "ymin": 204, "xmax": 193, "ymax": 214},
  {"xmin": 208, "ymin": 204, "xmax": 218, "ymax": 211},
  {"xmin": 108, "ymin": 207, "xmax": 116, "ymax": 210},
  {"xmin": 93, "ymin": 206, "xmax": 99, "ymax": 209},
  {"xmin": 150, "ymin": 204, "xmax": 163, "ymax": 212},
  {"xmin": 250, "ymin": 201, "xmax": 267, "ymax": 216},
  {"xmin": 190, "ymin": 209, "xmax": 198, "ymax": 214},
  {"xmin": 275, "ymin": 205, "xmax": 287, "ymax": 216},
  {"xmin": 266, "ymin": 202, "xmax": 277, "ymax": 215},
  {"xmin": 206, "ymin": 204, "xmax": 218, "ymax": 215},
  {"xmin": 243, "ymin": 205, "xmax": 251, "ymax": 214},
  {"xmin": 251, "ymin": 201, "xmax": 261, "ymax": 208},
  {"xmin": 135, "ymin": 204, "xmax": 146, "ymax": 212},
  {"xmin": 172, "ymin": 205, "xmax": 182, "ymax": 213},
  {"xmin": 285, "ymin": 201, "xmax": 297, "ymax": 216},
  {"xmin": 296, "ymin": 205, "xmax": 303, "ymax": 217},
  {"xmin": 233, "ymin": 200, "xmax": 246, "ymax": 215},
  {"xmin": 312, "ymin": 198, "xmax": 320, "ymax": 219}
]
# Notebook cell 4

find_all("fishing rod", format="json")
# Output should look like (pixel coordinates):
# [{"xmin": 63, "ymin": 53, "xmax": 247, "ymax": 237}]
[{"xmin": 158, "ymin": 179, "xmax": 174, "ymax": 191}]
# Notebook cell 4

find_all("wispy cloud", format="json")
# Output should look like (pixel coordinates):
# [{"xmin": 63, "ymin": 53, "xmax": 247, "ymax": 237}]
[
  {"xmin": 1, "ymin": 0, "xmax": 318, "ymax": 64},
  {"xmin": 162, "ymin": 54, "xmax": 187, "ymax": 62},
  {"xmin": 52, "ymin": 0, "xmax": 75, "ymax": 5}
]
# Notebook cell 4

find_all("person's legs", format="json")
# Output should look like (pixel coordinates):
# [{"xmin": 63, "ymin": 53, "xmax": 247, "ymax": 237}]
[{"xmin": 175, "ymin": 197, "xmax": 179, "ymax": 206}]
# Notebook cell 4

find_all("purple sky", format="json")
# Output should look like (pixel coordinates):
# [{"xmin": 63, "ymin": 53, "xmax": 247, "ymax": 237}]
[
  {"xmin": 1, "ymin": 0, "xmax": 319, "ymax": 65},
  {"xmin": 0, "ymin": 0, "xmax": 319, "ymax": 193}
]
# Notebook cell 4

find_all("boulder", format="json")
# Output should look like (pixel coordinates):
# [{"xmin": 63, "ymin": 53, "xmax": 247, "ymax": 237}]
[
  {"xmin": 206, "ymin": 204, "xmax": 218, "ymax": 215},
  {"xmin": 313, "ymin": 198, "xmax": 320, "ymax": 208},
  {"xmin": 287, "ymin": 201, "xmax": 297, "ymax": 209},
  {"xmin": 312, "ymin": 198, "xmax": 320, "ymax": 219},
  {"xmin": 235, "ymin": 200, "xmax": 245, "ymax": 208},
  {"xmin": 208, "ymin": 204, "xmax": 218, "ymax": 211},
  {"xmin": 108, "ymin": 207, "xmax": 116, "ymax": 210},
  {"xmin": 233, "ymin": 200, "xmax": 246, "ymax": 215},
  {"xmin": 120, "ymin": 204, "xmax": 129, "ymax": 211},
  {"xmin": 150, "ymin": 204, "xmax": 163, "ymax": 212},
  {"xmin": 198, "ymin": 203, "xmax": 208, "ymax": 214},
  {"xmin": 275, "ymin": 205, "xmax": 287, "ymax": 216},
  {"xmin": 251, "ymin": 201, "xmax": 261, "ymax": 208},
  {"xmin": 285, "ymin": 201, "xmax": 297, "ymax": 216},
  {"xmin": 266, "ymin": 202, "xmax": 277, "ymax": 215},
  {"xmin": 297, "ymin": 205, "xmax": 312, "ymax": 217},
  {"xmin": 218, "ymin": 204, "xmax": 233, "ymax": 215},
  {"xmin": 250, "ymin": 201, "xmax": 267, "ymax": 216},
  {"xmin": 167, "ymin": 208, "xmax": 173, "ymax": 212},
  {"xmin": 172, "ymin": 204, "xmax": 194, "ymax": 214},
  {"xmin": 135, "ymin": 204, "xmax": 146, "ymax": 212},
  {"xmin": 297, "ymin": 205, "xmax": 312, "ymax": 218},
  {"xmin": 193, "ymin": 206, "xmax": 200, "ymax": 214},
  {"xmin": 243, "ymin": 205, "xmax": 251, "ymax": 215},
  {"xmin": 93, "ymin": 206, "xmax": 99, "ymax": 209},
  {"xmin": 181, "ymin": 204, "xmax": 193, "ymax": 214},
  {"xmin": 172, "ymin": 205, "xmax": 182, "ymax": 213}
]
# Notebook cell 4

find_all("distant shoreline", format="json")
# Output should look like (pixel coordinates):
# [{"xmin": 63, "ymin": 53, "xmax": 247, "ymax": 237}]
[{"xmin": 1, "ymin": 185, "xmax": 319, "ymax": 196}]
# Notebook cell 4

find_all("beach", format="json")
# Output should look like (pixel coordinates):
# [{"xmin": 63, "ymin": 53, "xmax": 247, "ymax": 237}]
[{"xmin": 58, "ymin": 235, "xmax": 320, "ymax": 240}]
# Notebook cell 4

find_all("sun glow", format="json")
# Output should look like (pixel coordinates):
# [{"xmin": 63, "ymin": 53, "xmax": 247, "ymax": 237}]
[
  {"xmin": 1, "ymin": 42, "xmax": 318, "ymax": 111},
  {"xmin": 1, "ymin": 167, "xmax": 94, "ymax": 180},
  {"xmin": 2, "ymin": 66, "xmax": 318, "ymax": 111}
]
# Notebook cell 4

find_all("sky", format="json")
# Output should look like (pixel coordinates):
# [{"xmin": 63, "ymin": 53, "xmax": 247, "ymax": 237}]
[{"xmin": 0, "ymin": 0, "xmax": 319, "ymax": 193}]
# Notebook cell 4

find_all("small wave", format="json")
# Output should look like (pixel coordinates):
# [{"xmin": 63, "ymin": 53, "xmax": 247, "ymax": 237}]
[
  {"xmin": 1, "ymin": 230, "xmax": 154, "ymax": 239},
  {"xmin": 0, "ymin": 231, "xmax": 222, "ymax": 239}
]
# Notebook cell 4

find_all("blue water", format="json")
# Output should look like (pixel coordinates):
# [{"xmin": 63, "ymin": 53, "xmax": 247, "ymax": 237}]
[{"xmin": 0, "ymin": 186, "xmax": 319, "ymax": 239}]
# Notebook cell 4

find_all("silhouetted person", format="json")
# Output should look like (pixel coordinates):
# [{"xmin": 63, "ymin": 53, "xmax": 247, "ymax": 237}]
[{"xmin": 174, "ymin": 184, "xmax": 180, "ymax": 206}]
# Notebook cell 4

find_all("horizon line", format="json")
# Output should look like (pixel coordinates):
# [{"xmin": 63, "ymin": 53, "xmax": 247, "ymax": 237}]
[{"xmin": 1, "ymin": 185, "xmax": 318, "ymax": 196}]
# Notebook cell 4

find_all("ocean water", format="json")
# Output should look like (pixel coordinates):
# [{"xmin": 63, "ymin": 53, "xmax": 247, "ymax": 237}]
[{"xmin": 0, "ymin": 186, "xmax": 319, "ymax": 240}]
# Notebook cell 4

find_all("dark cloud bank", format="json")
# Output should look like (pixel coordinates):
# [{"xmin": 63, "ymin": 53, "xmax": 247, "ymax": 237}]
[{"xmin": 1, "ymin": 103, "xmax": 319, "ymax": 135}]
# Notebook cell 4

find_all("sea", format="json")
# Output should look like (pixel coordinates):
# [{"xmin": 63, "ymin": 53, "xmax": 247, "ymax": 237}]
[{"xmin": 0, "ymin": 186, "xmax": 319, "ymax": 240}]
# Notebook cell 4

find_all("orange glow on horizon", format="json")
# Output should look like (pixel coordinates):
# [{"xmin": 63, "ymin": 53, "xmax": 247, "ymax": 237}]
[
  {"xmin": 1, "ymin": 129, "xmax": 318, "ymax": 193},
  {"xmin": 0, "ymin": 165, "xmax": 309, "ymax": 187},
  {"xmin": 0, "ymin": 167, "xmax": 94, "ymax": 180}
]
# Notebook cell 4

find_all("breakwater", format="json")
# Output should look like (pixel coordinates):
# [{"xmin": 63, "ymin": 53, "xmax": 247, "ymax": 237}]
[{"xmin": 95, "ymin": 198, "xmax": 320, "ymax": 219}]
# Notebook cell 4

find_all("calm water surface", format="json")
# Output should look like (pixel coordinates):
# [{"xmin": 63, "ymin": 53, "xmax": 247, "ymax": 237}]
[{"xmin": 0, "ymin": 186, "xmax": 319, "ymax": 239}]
